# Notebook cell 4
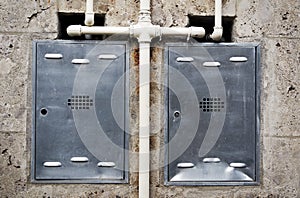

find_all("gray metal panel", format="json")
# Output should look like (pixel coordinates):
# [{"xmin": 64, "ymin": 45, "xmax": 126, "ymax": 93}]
[
  {"xmin": 164, "ymin": 43, "xmax": 260, "ymax": 186},
  {"xmin": 32, "ymin": 41, "xmax": 129, "ymax": 183}
]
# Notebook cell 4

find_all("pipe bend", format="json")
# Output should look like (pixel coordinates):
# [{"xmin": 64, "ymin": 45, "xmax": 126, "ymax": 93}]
[{"xmin": 209, "ymin": 27, "xmax": 223, "ymax": 41}]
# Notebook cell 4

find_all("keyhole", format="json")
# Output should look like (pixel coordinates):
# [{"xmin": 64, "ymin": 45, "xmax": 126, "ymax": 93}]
[
  {"xmin": 40, "ymin": 108, "xmax": 48, "ymax": 116},
  {"xmin": 174, "ymin": 111, "xmax": 180, "ymax": 118}
]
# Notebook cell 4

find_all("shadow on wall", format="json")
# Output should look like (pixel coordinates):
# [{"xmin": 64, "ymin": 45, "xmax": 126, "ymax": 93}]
[
  {"xmin": 57, "ymin": 12, "xmax": 105, "ymax": 40},
  {"xmin": 188, "ymin": 15, "xmax": 235, "ymax": 42}
]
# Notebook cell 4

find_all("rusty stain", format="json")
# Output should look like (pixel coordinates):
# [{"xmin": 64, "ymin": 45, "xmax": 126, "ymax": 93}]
[
  {"xmin": 150, "ymin": 82, "xmax": 159, "ymax": 106},
  {"xmin": 129, "ymin": 47, "xmax": 140, "ymax": 123},
  {"xmin": 150, "ymin": 135, "xmax": 159, "ymax": 151},
  {"xmin": 150, "ymin": 47, "xmax": 161, "ymax": 63},
  {"xmin": 131, "ymin": 47, "xmax": 140, "ymax": 98},
  {"xmin": 131, "ymin": 47, "xmax": 140, "ymax": 67},
  {"xmin": 130, "ymin": 172, "xmax": 139, "ymax": 186},
  {"xmin": 150, "ymin": 47, "xmax": 162, "ymax": 107},
  {"xmin": 130, "ymin": 85, "xmax": 139, "ymax": 120},
  {"xmin": 131, "ymin": 136, "xmax": 139, "ymax": 153}
]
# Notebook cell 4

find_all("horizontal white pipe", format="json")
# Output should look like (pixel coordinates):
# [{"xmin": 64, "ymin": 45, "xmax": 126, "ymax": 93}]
[
  {"xmin": 67, "ymin": 25, "xmax": 130, "ymax": 37},
  {"xmin": 67, "ymin": 25, "xmax": 205, "ymax": 39},
  {"xmin": 210, "ymin": 0, "xmax": 223, "ymax": 41},
  {"xmin": 85, "ymin": 0, "xmax": 94, "ymax": 26},
  {"xmin": 139, "ymin": 42, "xmax": 150, "ymax": 198},
  {"xmin": 161, "ymin": 27, "xmax": 205, "ymax": 38}
]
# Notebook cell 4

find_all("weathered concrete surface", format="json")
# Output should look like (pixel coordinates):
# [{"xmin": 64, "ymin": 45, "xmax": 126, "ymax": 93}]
[
  {"xmin": 234, "ymin": 0, "xmax": 300, "ymax": 38},
  {"xmin": 0, "ymin": 133, "xmax": 27, "ymax": 196},
  {"xmin": 261, "ymin": 138, "xmax": 300, "ymax": 196},
  {"xmin": 263, "ymin": 38, "xmax": 300, "ymax": 137},
  {"xmin": 151, "ymin": 0, "xmax": 236, "ymax": 27},
  {"xmin": 0, "ymin": 0, "xmax": 57, "ymax": 33},
  {"xmin": 0, "ymin": 35, "xmax": 28, "ymax": 133},
  {"xmin": 232, "ymin": 137, "xmax": 300, "ymax": 198},
  {"xmin": 0, "ymin": 0, "xmax": 299, "ymax": 197}
]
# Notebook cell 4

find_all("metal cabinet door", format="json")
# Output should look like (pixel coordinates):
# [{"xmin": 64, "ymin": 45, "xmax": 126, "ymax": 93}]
[
  {"xmin": 32, "ymin": 41, "xmax": 129, "ymax": 183},
  {"xmin": 165, "ymin": 43, "xmax": 260, "ymax": 185}
]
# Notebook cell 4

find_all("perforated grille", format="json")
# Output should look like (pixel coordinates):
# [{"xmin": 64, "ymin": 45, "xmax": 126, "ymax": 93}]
[
  {"xmin": 199, "ymin": 97, "xmax": 225, "ymax": 112},
  {"xmin": 67, "ymin": 95, "xmax": 93, "ymax": 110}
]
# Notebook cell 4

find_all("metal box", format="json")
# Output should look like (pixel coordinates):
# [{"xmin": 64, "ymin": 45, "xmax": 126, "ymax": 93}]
[
  {"xmin": 32, "ymin": 41, "xmax": 129, "ymax": 183},
  {"xmin": 164, "ymin": 43, "xmax": 260, "ymax": 185}
]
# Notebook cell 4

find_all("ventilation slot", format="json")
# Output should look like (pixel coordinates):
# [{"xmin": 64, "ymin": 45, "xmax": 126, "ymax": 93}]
[
  {"xmin": 203, "ymin": 157, "xmax": 221, "ymax": 163},
  {"xmin": 177, "ymin": 162, "xmax": 195, "ymax": 168},
  {"xmin": 199, "ymin": 97, "xmax": 225, "ymax": 112},
  {"xmin": 67, "ymin": 96, "xmax": 93, "ymax": 110},
  {"xmin": 97, "ymin": 162, "xmax": 116, "ymax": 168},
  {"xmin": 176, "ymin": 57, "xmax": 194, "ymax": 62},
  {"xmin": 70, "ymin": 157, "xmax": 89, "ymax": 162},
  {"xmin": 43, "ymin": 162, "xmax": 62, "ymax": 167},
  {"xmin": 45, "ymin": 53, "xmax": 63, "ymax": 59}
]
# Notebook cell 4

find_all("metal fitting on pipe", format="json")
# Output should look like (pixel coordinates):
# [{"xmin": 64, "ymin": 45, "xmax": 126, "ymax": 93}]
[
  {"xmin": 132, "ymin": 25, "xmax": 160, "ymax": 42},
  {"xmin": 138, "ymin": 10, "xmax": 152, "ymax": 24}
]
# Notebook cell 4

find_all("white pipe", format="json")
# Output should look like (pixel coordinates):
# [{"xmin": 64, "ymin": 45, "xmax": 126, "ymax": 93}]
[
  {"xmin": 140, "ymin": 0, "xmax": 150, "ymax": 12},
  {"xmin": 215, "ymin": 0, "xmax": 222, "ymax": 27},
  {"xmin": 139, "ymin": 42, "xmax": 150, "ymax": 198},
  {"xmin": 85, "ymin": 0, "xmax": 94, "ymax": 26},
  {"xmin": 67, "ymin": 25, "xmax": 205, "ymax": 39},
  {"xmin": 161, "ymin": 27, "xmax": 205, "ymax": 37},
  {"xmin": 210, "ymin": 0, "xmax": 223, "ymax": 41},
  {"xmin": 67, "ymin": 25, "xmax": 130, "ymax": 37},
  {"xmin": 138, "ymin": 1, "xmax": 151, "ymax": 198}
]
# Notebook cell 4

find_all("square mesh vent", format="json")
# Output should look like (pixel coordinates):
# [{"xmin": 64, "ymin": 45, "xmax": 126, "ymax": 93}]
[
  {"xmin": 199, "ymin": 97, "xmax": 225, "ymax": 112},
  {"xmin": 67, "ymin": 96, "xmax": 93, "ymax": 110}
]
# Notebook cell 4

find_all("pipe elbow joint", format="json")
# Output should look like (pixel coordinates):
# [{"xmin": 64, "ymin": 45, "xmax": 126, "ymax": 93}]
[
  {"xmin": 84, "ymin": 12, "xmax": 95, "ymax": 26},
  {"xmin": 209, "ymin": 27, "xmax": 223, "ymax": 41},
  {"xmin": 67, "ymin": 25, "xmax": 82, "ymax": 37}
]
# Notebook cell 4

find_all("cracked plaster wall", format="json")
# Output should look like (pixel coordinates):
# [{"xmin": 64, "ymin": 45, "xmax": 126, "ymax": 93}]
[{"xmin": 0, "ymin": 0, "xmax": 299, "ymax": 197}]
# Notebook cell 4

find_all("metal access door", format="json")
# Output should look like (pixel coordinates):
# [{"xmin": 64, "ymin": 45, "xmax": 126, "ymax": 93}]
[
  {"xmin": 32, "ymin": 41, "xmax": 129, "ymax": 183},
  {"xmin": 165, "ymin": 43, "xmax": 260, "ymax": 185}
]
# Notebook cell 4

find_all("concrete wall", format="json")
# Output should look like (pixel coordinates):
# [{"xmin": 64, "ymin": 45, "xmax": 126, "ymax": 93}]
[{"xmin": 0, "ymin": 0, "xmax": 299, "ymax": 197}]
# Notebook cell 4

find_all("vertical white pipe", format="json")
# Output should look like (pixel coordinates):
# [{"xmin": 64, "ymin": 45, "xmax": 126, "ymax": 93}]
[
  {"xmin": 210, "ymin": 0, "xmax": 223, "ymax": 41},
  {"xmin": 86, "ymin": 0, "xmax": 93, "ymax": 13},
  {"xmin": 139, "ymin": 0, "xmax": 151, "ymax": 197},
  {"xmin": 139, "ymin": 42, "xmax": 150, "ymax": 198},
  {"xmin": 140, "ymin": 0, "xmax": 150, "ymax": 11},
  {"xmin": 215, "ymin": 0, "xmax": 222, "ymax": 27},
  {"xmin": 85, "ymin": 0, "xmax": 94, "ymax": 26}
]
